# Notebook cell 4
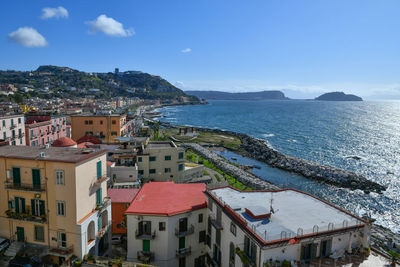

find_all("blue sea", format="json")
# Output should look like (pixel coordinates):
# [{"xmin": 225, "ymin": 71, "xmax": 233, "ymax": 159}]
[{"xmin": 157, "ymin": 100, "xmax": 400, "ymax": 233}]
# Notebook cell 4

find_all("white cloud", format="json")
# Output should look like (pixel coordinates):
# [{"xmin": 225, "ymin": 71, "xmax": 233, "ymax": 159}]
[
  {"xmin": 87, "ymin": 14, "xmax": 134, "ymax": 37},
  {"xmin": 8, "ymin": 27, "xmax": 47, "ymax": 47},
  {"xmin": 181, "ymin": 48, "xmax": 191, "ymax": 53},
  {"xmin": 41, "ymin": 6, "xmax": 69, "ymax": 19}
]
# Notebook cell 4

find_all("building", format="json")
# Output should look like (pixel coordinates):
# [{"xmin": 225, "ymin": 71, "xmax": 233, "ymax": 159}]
[
  {"xmin": 107, "ymin": 188, "xmax": 139, "ymax": 235},
  {"xmin": 0, "ymin": 114, "xmax": 25, "ymax": 146},
  {"xmin": 0, "ymin": 84, "xmax": 17, "ymax": 92},
  {"xmin": 205, "ymin": 187, "xmax": 370, "ymax": 266},
  {"xmin": 0, "ymin": 146, "xmax": 112, "ymax": 263},
  {"xmin": 25, "ymin": 114, "xmax": 67, "ymax": 142},
  {"xmin": 71, "ymin": 113, "xmax": 129, "ymax": 143},
  {"xmin": 125, "ymin": 182, "xmax": 208, "ymax": 267},
  {"xmin": 110, "ymin": 137, "xmax": 186, "ymax": 183}
]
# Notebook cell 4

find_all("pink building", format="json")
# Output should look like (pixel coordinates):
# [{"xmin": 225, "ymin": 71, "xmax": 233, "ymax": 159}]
[{"xmin": 25, "ymin": 114, "xmax": 67, "ymax": 146}]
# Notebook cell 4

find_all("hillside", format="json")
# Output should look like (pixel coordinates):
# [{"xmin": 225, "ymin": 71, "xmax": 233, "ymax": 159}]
[
  {"xmin": 315, "ymin": 92, "xmax": 363, "ymax": 101},
  {"xmin": 185, "ymin": 90, "xmax": 289, "ymax": 100},
  {"xmin": 0, "ymin": 65, "xmax": 199, "ymax": 102}
]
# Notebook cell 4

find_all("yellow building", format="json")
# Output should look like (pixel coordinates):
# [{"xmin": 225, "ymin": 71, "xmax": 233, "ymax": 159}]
[
  {"xmin": 70, "ymin": 113, "xmax": 128, "ymax": 143},
  {"xmin": 0, "ymin": 145, "xmax": 111, "ymax": 263}
]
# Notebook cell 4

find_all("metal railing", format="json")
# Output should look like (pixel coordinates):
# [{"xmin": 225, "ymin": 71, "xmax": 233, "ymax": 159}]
[
  {"xmin": 176, "ymin": 247, "xmax": 191, "ymax": 257},
  {"xmin": 5, "ymin": 182, "xmax": 46, "ymax": 192},
  {"xmin": 135, "ymin": 230, "xmax": 156, "ymax": 240},
  {"xmin": 6, "ymin": 210, "xmax": 47, "ymax": 224},
  {"xmin": 48, "ymin": 245, "xmax": 74, "ymax": 256},
  {"xmin": 95, "ymin": 197, "xmax": 111, "ymax": 211},
  {"xmin": 175, "ymin": 225, "xmax": 194, "ymax": 237}
]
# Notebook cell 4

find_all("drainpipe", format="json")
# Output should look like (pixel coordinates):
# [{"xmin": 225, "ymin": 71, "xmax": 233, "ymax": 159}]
[
  {"xmin": 258, "ymin": 245, "xmax": 262, "ymax": 267},
  {"xmin": 44, "ymin": 161, "xmax": 51, "ymax": 248}
]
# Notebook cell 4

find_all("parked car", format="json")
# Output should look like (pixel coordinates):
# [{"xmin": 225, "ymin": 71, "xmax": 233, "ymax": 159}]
[
  {"xmin": 0, "ymin": 237, "xmax": 10, "ymax": 253},
  {"xmin": 111, "ymin": 234, "xmax": 122, "ymax": 244}
]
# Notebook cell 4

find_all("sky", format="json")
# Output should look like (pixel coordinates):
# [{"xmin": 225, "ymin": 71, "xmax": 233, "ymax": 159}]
[{"xmin": 1, "ymin": 0, "xmax": 400, "ymax": 99}]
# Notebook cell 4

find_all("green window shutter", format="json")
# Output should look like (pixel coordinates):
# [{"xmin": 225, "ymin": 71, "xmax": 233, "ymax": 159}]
[
  {"xmin": 15, "ymin": 197, "xmax": 20, "ymax": 213},
  {"xmin": 96, "ymin": 188, "xmax": 102, "ymax": 205},
  {"xmin": 138, "ymin": 157, "xmax": 142, "ymax": 162},
  {"xmin": 12, "ymin": 168, "xmax": 21, "ymax": 186},
  {"xmin": 179, "ymin": 237, "xmax": 185, "ymax": 249},
  {"xmin": 98, "ymin": 216, "xmax": 101, "ymax": 230},
  {"xmin": 32, "ymin": 169, "xmax": 41, "ymax": 189},
  {"xmin": 21, "ymin": 198, "xmax": 25, "ymax": 213},
  {"xmin": 149, "ymin": 156, "xmax": 156, "ymax": 162},
  {"xmin": 143, "ymin": 240, "xmax": 150, "ymax": 252},
  {"xmin": 97, "ymin": 161, "xmax": 102, "ymax": 179},
  {"xmin": 40, "ymin": 200, "xmax": 45, "ymax": 216},
  {"xmin": 31, "ymin": 199, "xmax": 36, "ymax": 216},
  {"xmin": 165, "ymin": 155, "xmax": 171, "ymax": 160}
]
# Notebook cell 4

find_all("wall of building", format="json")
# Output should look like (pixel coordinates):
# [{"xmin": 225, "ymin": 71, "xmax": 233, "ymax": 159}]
[
  {"xmin": 110, "ymin": 165, "xmax": 138, "ymax": 183},
  {"xmin": 111, "ymin": 203, "xmax": 129, "ymax": 235},
  {"xmin": 0, "ymin": 115, "xmax": 25, "ymax": 146},
  {"xmin": 127, "ymin": 208, "xmax": 207, "ymax": 267}
]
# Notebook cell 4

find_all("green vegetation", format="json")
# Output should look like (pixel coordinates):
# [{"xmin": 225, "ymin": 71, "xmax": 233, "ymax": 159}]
[
  {"xmin": 214, "ymin": 173, "xmax": 221, "ymax": 181},
  {"xmin": 203, "ymin": 170, "xmax": 209, "ymax": 176},
  {"xmin": 186, "ymin": 153, "xmax": 198, "ymax": 163}
]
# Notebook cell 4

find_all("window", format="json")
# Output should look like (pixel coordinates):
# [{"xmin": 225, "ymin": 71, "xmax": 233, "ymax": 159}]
[
  {"xmin": 55, "ymin": 170, "xmax": 65, "ymax": 185},
  {"xmin": 179, "ymin": 218, "xmax": 188, "ymax": 232},
  {"xmin": 97, "ymin": 161, "xmax": 102, "ymax": 179},
  {"xmin": 216, "ymin": 229, "xmax": 221, "ymax": 246},
  {"xmin": 178, "ymin": 164, "xmax": 184, "ymax": 171},
  {"xmin": 15, "ymin": 197, "xmax": 25, "ymax": 214},
  {"xmin": 2, "ymin": 120, "xmax": 5, "ymax": 127},
  {"xmin": 112, "ymin": 120, "xmax": 116, "ymax": 125},
  {"xmin": 18, "ymin": 118, "xmax": 21, "ymax": 124},
  {"xmin": 229, "ymin": 242, "xmax": 235, "ymax": 266},
  {"xmin": 149, "ymin": 156, "xmax": 156, "ymax": 162},
  {"xmin": 56, "ymin": 201, "xmax": 66, "ymax": 216},
  {"xmin": 179, "ymin": 257, "xmax": 186, "ymax": 267},
  {"xmin": 89, "ymin": 120, "xmax": 93, "ymax": 125},
  {"xmin": 11, "ymin": 119, "xmax": 14, "ymax": 126},
  {"xmin": 138, "ymin": 170, "xmax": 144, "ymax": 175},
  {"xmin": 244, "ymin": 236, "xmax": 257, "ymax": 264},
  {"xmin": 96, "ymin": 188, "xmax": 102, "ymax": 205},
  {"xmin": 57, "ymin": 232, "xmax": 67, "ymax": 248},
  {"xmin": 230, "ymin": 222, "xmax": 237, "ymax": 236},
  {"xmin": 159, "ymin": 222, "xmax": 166, "ymax": 231},
  {"xmin": 138, "ymin": 221, "xmax": 151, "ymax": 235},
  {"xmin": 178, "ymin": 152, "xmax": 184, "ymax": 159},
  {"xmin": 31, "ymin": 199, "xmax": 45, "ymax": 216},
  {"xmin": 199, "ymin": 213, "xmax": 203, "ymax": 223},
  {"xmin": 85, "ymin": 120, "xmax": 89, "ymax": 125},
  {"xmin": 3, "ymin": 132, "xmax": 6, "ymax": 139},
  {"xmin": 149, "ymin": 169, "xmax": 156, "ymax": 174},
  {"xmin": 164, "ymin": 168, "xmax": 171, "ymax": 173},
  {"xmin": 100, "ymin": 120, "xmax": 103, "ymax": 125},
  {"xmin": 138, "ymin": 157, "xmax": 142, "ymax": 162},
  {"xmin": 34, "ymin": 226, "xmax": 44, "ymax": 242},
  {"xmin": 199, "ymin": 230, "xmax": 206, "ymax": 243},
  {"xmin": 111, "ymin": 131, "xmax": 117, "ymax": 136},
  {"xmin": 164, "ymin": 155, "xmax": 171, "ymax": 161}
]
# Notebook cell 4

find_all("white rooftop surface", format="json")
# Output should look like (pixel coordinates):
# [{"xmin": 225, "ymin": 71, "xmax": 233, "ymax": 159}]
[{"xmin": 211, "ymin": 188, "xmax": 364, "ymax": 242}]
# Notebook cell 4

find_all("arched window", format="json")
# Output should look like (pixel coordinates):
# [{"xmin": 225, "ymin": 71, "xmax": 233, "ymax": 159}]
[{"xmin": 87, "ymin": 221, "xmax": 95, "ymax": 243}]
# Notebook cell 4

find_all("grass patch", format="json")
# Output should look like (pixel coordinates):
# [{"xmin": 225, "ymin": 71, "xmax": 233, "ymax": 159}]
[
  {"xmin": 186, "ymin": 153, "xmax": 198, "ymax": 163},
  {"xmin": 203, "ymin": 170, "xmax": 209, "ymax": 176},
  {"xmin": 214, "ymin": 174, "xmax": 221, "ymax": 182}
]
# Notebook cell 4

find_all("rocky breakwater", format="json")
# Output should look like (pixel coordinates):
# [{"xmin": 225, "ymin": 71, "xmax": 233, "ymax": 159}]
[
  {"xmin": 192, "ymin": 127, "xmax": 386, "ymax": 194},
  {"xmin": 183, "ymin": 143, "xmax": 279, "ymax": 190}
]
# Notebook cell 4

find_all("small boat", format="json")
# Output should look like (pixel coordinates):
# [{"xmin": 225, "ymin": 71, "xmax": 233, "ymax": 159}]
[{"xmin": 231, "ymin": 157, "xmax": 238, "ymax": 161}]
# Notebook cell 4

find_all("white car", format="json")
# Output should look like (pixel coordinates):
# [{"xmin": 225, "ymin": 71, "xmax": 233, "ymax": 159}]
[{"xmin": 0, "ymin": 237, "xmax": 10, "ymax": 253}]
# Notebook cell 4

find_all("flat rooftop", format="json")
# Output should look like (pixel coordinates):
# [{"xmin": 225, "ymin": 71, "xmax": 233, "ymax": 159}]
[
  {"xmin": 107, "ymin": 188, "xmax": 139, "ymax": 203},
  {"xmin": 0, "ymin": 145, "xmax": 107, "ymax": 164},
  {"xmin": 210, "ymin": 187, "xmax": 364, "ymax": 242},
  {"xmin": 147, "ymin": 142, "xmax": 175, "ymax": 148},
  {"xmin": 125, "ymin": 182, "xmax": 207, "ymax": 216}
]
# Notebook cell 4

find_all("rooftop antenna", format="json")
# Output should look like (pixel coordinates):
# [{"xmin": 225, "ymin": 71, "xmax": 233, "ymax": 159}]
[{"xmin": 270, "ymin": 192, "xmax": 275, "ymax": 214}]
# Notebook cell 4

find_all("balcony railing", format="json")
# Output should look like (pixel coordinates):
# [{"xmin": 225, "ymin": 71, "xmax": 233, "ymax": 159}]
[
  {"xmin": 10, "ymin": 124, "xmax": 16, "ymax": 129},
  {"xmin": 137, "ymin": 251, "xmax": 154, "ymax": 263},
  {"xmin": 97, "ymin": 223, "xmax": 111, "ymax": 238},
  {"xmin": 18, "ymin": 133, "xmax": 24, "ymax": 139},
  {"xmin": 47, "ymin": 245, "xmax": 74, "ymax": 257},
  {"xmin": 175, "ymin": 225, "xmax": 194, "ymax": 237},
  {"xmin": 4, "ymin": 182, "xmax": 46, "ymax": 192},
  {"xmin": 176, "ymin": 247, "xmax": 191, "ymax": 258},
  {"xmin": 210, "ymin": 211, "xmax": 223, "ymax": 230},
  {"xmin": 5, "ymin": 210, "xmax": 47, "ymax": 224},
  {"xmin": 95, "ymin": 197, "xmax": 111, "ymax": 212},
  {"xmin": 135, "ymin": 230, "xmax": 156, "ymax": 240}
]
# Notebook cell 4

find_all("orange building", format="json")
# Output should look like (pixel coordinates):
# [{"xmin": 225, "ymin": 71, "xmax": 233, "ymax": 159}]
[
  {"xmin": 70, "ymin": 113, "xmax": 128, "ymax": 143},
  {"xmin": 107, "ymin": 188, "xmax": 139, "ymax": 235}
]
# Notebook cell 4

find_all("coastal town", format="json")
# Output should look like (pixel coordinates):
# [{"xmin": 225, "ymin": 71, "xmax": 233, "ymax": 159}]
[{"xmin": 0, "ymin": 76, "xmax": 398, "ymax": 267}]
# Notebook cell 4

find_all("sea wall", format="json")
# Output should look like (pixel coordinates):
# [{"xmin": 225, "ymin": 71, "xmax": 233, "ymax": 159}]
[
  {"xmin": 189, "ymin": 127, "xmax": 386, "ymax": 194},
  {"xmin": 182, "ymin": 143, "xmax": 278, "ymax": 190}
]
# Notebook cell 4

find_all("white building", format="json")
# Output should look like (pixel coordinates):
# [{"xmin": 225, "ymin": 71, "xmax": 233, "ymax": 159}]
[
  {"xmin": 126, "ymin": 182, "xmax": 208, "ymax": 267},
  {"xmin": 205, "ymin": 187, "xmax": 370, "ymax": 266},
  {"xmin": 0, "ymin": 114, "xmax": 25, "ymax": 146}
]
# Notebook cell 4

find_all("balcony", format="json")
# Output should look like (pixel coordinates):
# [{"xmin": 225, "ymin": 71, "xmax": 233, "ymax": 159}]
[
  {"xmin": 95, "ymin": 197, "xmax": 111, "ymax": 212},
  {"xmin": 18, "ymin": 133, "xmax": 25, "ymax": 139},
  {"xmin": 5, "ymin": 210, "xmax": 47, "ymax": 224},
  {"xmin": 209, "ymin": 212, "xmax": 223, "ymax": 230},
  {"xmin": 176, "ymin": 247, "xmax": 191, "ymax": 258},
  {"xmin": 10, "ymin": 124, "xmax": 16, "ymax": 130},
  {"xmin": 137, "ymin": 251, "xmax": 154, "ymax": 263},
  {"xmin": 175, "ymin": 225, "xmax": 194, "ymax": 237},
  {"xmin": 135, "ymin": 230, "xmax": 156, "ymax": 240},
  {"xmin": 47, "ymin": 245, "xmax": 74, "ymax": 257},
  {"xmin": 97, "ymin": 223, "xmax": 111, "ymax": 238},
  {"xmin": 5, "ymin": 182, "xmax": 46, "ymax": 192}
]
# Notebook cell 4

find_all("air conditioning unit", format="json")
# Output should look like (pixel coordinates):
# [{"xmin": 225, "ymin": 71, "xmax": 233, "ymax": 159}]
[{"xmin": 40, "ymin": 152, "xmax": 46, "ymax": 158}]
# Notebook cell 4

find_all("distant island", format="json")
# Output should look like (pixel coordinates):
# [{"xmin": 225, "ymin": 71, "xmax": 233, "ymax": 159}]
[
  {"xmin": 185, "ymin": 90, "xmax": 289, "ymax": 100},
  {"xmin": 315, "ymin": 92, "xmax": 363, "ymax": 101}
]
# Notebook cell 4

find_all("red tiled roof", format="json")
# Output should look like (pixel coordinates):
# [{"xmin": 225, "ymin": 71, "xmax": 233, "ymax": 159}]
[
  {"xmin": 125, "ymin": 182, "xmax": 207, "ymax": 216},
  {"xmin": 108, "ymin": 188, "xmax": 139, "ymax": 203},
  {"xmin": 52, "ymin": 137, "xmax": 77, "ymax": 147},
  {"xmin": 76, "ymin": 134, "xmax": 102, "ymax": 144}
]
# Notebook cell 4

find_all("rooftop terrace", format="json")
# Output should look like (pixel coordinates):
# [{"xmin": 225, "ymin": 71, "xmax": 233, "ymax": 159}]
[
  {"xmin": 210, "ymin": 187, "xmax": 364, "ymax": 242},
  {"xmin": 0, "ymin": 145, "xmax": 107, "ymax": 164}
]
